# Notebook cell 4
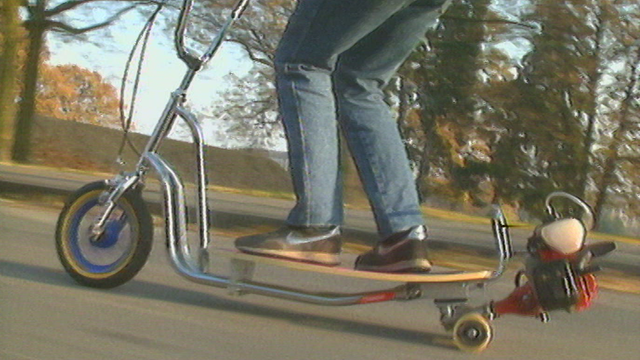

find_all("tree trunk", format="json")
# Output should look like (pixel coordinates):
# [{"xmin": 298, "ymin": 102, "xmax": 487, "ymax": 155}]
[
  {"xmin": 578, "ymin": 1, "xmax": 608, "ymax": 201},
  {"xmin": 593, "ymin": 155, "xmax": 616, "ymax": 226},
  {"xmin": 593, "ymin": 48, "xmax": 640, "ymax": 225},
  {"xmin": 0, "ymin": 0, "xmax": 21, "ymax": 162},
  {"xmin": 12, "ymin": 2, "xmax": 47, "ymax": 163}
]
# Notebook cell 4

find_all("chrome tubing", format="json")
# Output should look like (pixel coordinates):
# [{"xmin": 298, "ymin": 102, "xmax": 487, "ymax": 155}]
[
  {"xmin": 489, "ymin": 205, "xmax": 514, "ymax": 280},
  {"xmin": 175, "ymin": 105, "xmax": 210, "ymax": 250},
  {"xmin": 198, "ymin": 0, "xmax": 251, "ymax": 66},
  {"xmin": 144, "ymin": 150, "xmax": 483, "ymax": 306},
  {"xmin": 545, "ymin": 191, "xmax": 595, "ymax": 230},
  {"xmin": 174, "ymin": 0, "xmax": 200, "ymax": 70},
  {"xmin": 143, "ymin": 151, "xmax": 406, "ymax": 306},
  {"xmin": 175, "ymin": 0, "xmax": 251, "ymax": 70},
  {"xmin": 143, "ymin": 153, "xmax": 192, "ymax": 263},
  {"xmin": 139, "ymin": 0, "xmax": 252, "ymax": 162},
  {"xmin": 136, "ymin": 90, "xmax": 183, "ymax": 169},
  {"xmin": 91, "ymin": 174, "xmax": 142, "ymax": 237}
]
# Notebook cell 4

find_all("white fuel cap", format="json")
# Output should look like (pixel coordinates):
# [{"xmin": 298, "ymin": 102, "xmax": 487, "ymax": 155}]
[{"xmin": 540, "ymin": 218, "xmax": 586, "ymax": 254}]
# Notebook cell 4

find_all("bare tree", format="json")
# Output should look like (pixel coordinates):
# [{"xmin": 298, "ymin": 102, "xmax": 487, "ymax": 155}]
[{"xmin": 11, "ymin": 0, "xmax": 142, "ymax": 163}]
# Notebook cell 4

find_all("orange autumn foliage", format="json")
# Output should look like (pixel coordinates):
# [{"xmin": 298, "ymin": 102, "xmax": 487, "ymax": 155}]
[
  {"xmin": 37, "ymin": 64, "xmax": 122, "ymax": 128},
  {"xmin": 2, "ymin": 27, "xmax": 124, "ymax": 129}
]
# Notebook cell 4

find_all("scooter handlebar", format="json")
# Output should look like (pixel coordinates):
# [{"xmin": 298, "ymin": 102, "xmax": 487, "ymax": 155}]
[
  {"xmin": 174, "ymin": 0, "xmax": 252, "ymax": 70},
  {"xmin": 174, "ymin": 0, "xmax": 199, "ymax": 68},
  {"xmin": 231, "ymin": 0, "xmax": 251, "ymax": 19}
]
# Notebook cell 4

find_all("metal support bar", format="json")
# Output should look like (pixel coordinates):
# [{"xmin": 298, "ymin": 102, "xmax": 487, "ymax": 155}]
[
  {"xmin": 490, "ymin": 205, "xmax": 514, "ymax": 280},
  {"xmin": 421, "ymin": 282, "xmax": 472, "ymax": 300},
  {"xmin": 175, "ymin": 105, "xmax": 210, "ymax": 251},
  {"xmin": 142, "ymin": 145, "xmax": 496, "ymax": 309},
  {"xmin": 229, "ymin": 258, "xmax": 255, "ymax": 296},
  {"xmin": 90, "ymin": 174, "xmax": 141, "ymax": 238},
  {"xmin": 143, "ymin": 151, "xmax": 416, "ymax": 306}
]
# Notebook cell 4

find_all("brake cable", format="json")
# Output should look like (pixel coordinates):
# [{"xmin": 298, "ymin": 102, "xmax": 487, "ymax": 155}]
[{"xmin": 115, "ymin": 1, "xmax": 165, "ymax": 166}]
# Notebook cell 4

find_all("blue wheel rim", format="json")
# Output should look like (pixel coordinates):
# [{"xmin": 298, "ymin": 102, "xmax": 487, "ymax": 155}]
[
  {"xmin": 93, "ymin": 214, "xmax": 128, "ymax": 249},
  {"xmin": 68, "ymin": 198, "xmax": 134, "ymax": 274}
]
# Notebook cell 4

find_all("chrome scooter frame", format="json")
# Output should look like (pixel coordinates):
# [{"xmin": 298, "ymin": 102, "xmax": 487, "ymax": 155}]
[{"xmin": 99, "ymin": 0, "xmax": 514, "ymax": 310}]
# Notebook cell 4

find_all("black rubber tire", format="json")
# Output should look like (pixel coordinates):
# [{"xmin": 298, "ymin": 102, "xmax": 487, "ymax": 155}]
[{"xmin": 55, "ymin": 181, "xmax": 153, "ymax": 288}]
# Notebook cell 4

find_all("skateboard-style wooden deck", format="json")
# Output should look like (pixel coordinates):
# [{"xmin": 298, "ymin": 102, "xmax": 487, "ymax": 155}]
[{"xmin": 211, "ymin": 248, "xmax": 493, "ymax": 283}]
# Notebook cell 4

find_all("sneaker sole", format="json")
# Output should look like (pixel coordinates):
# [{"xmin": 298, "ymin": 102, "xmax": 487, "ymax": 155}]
[{"xmin": 236, "ymin": 247, "xmax": 341, "ymax": 266}]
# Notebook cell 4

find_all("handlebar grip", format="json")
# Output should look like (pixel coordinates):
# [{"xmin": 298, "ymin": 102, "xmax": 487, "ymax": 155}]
[
  {"xmin": 174, "ymin": 0, "xmax": 198, "ymax": 67},
  {"xmin": 587, "ymin": 241, "xmax": 616, "ymax": 258},
  {"xmin": 578, "ymin": 265, "xmax": 601, "ymax": 275}
]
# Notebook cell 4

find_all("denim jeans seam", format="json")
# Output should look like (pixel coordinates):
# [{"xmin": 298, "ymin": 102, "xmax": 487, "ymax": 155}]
[
  {"xmin": 356, "ymin": 129, "xmax": 390, "ymax": 218},
  {"xmin": 290, "ymin": 77, "xmax": 312, "ymax": 226},
  {"xmin": 278, "ymin": 0, "xmax": 328, "ymax": 228}
]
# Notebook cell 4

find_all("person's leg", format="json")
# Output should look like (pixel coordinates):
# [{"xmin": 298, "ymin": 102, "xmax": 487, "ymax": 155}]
[
  {"xmin": 335, "ymin": 0, "xmax": 451, "ymax": 272},
  {"xmin": 236, "ymin": 0, "xmax": 416, "ymax": 265},
  {"xmin": 235, "ymin": 0, "xmax": 451, "ymax": 268},
  {"xmin": 334, "ymin": 0, "xmax": 449, "ymax": 238},
  {"xmin": 275, "ymin": 0, "xmax": 417, "ymax": 228}
]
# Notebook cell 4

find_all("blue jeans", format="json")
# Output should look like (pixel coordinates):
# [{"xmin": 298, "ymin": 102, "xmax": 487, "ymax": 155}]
[{"xmin": 276, "ymin": 0, "xmax": 449, "ymax": 238}]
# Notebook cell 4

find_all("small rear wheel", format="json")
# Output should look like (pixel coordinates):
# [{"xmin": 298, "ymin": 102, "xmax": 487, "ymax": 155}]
[
  {"xmin": 55, "ymin": 181, "xmax": 153, "ymax": 288},
  {"xmin": 452, "ymin": 312, "xmax": 493, "ymax": 353}
]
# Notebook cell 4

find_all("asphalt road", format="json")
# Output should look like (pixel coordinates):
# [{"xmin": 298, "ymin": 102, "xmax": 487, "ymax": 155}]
[{"xmin": 1, "ymin": 199, "xmax": 640, "ymax": 360}]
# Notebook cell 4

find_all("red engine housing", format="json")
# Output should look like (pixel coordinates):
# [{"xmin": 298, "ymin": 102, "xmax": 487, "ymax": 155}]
[
  {"xmin": 493, "ymin": 248, "xmax": 599, "ymax": 318},
  {"xmin": 493, "ymin": 273, "xmax": 597, "ymax": 317}
]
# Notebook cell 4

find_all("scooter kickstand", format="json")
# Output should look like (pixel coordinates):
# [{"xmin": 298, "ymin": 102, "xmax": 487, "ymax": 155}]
[
  {"xmin": 228, "ymin": 258, "xmax": 255, "ymax": 296},
  {"xmin": 198, "ymin": 249, "xmax": 210, "ymax": 273}
]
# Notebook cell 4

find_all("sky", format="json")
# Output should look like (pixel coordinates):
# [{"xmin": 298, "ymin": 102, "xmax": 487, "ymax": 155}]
[{"xmin": 46, "ymin": 2, "xmax": 261, "ymax": 149}]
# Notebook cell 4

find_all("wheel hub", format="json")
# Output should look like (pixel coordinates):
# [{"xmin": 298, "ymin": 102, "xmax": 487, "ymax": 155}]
[{"xmin": 464, "ymin": 327, "xmax": 480, "ymax": 339}]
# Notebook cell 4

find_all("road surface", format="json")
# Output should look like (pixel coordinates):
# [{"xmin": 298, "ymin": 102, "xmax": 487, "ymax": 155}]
[{"xmin": 1, "ymin": 199, "xmax": 639, "ymax": 360}]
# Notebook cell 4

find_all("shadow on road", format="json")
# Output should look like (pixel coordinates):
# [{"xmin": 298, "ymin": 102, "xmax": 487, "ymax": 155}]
[
  {"xmin": 0, "ymin": 259, "xmax": 457, "ymax": 351},
  {"xmin": 0, "ymin": 259, "xmax": 71, "ymax": 287}
]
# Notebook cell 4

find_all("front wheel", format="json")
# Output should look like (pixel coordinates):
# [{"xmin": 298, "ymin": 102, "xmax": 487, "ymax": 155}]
[{"xmin": 55, "ymin": 181, "xmax": 153, "ymax": 288}]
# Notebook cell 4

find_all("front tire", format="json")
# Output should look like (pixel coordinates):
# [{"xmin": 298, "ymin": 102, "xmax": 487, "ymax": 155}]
[{"xmin": 55, "ymin": 181, "xmax": 153, "ymax": 288}]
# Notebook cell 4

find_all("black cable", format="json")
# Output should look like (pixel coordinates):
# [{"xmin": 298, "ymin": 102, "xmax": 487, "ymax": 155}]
[{"xmin": 116, "ymin": 1, "xmax": 165, "ymax": 163}]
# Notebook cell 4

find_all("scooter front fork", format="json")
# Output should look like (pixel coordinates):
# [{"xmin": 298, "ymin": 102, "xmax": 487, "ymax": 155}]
[{"xmin": 89, "ymin": 172, "xmax": 143, "ymax": 240}]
